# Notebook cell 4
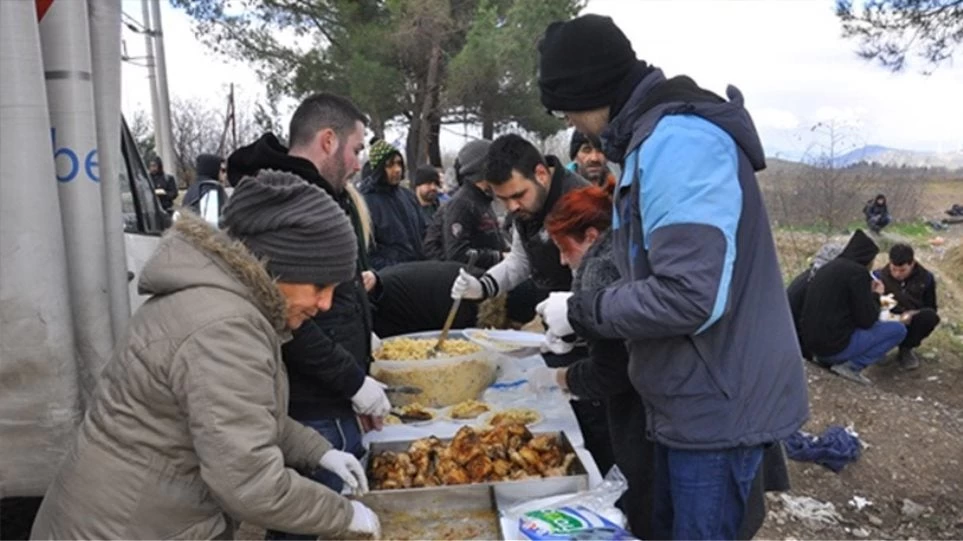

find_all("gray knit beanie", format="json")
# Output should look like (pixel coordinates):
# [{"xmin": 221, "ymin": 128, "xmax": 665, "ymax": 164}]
[
  {"xmin": 455, "ymin": 139, "xmax": 491, "ymax": 185},
  {"xmin": 222, "ymin": 169, "xmax": 357, "ymax": 285}
]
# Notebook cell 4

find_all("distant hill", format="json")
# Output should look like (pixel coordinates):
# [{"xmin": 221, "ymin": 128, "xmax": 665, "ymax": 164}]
[
  {"xmin": 765, "ymin": 145, "xmax": 963, "ymax": 170},
  {"xmin": 831, "ymin": 145, "xmax": 963, "ymax": 169}
]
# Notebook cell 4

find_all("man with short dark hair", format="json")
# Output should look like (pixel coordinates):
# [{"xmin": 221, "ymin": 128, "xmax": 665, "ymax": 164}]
[
  {"xmin": 412, "ymin": 164, "xmax": 443, "ymax": 224},
  {"xmin": 568, "ymin": 130, "xmax": 614, "ymax": 186},
  {"xmin": 875, "ymin": 243, "xmax": 940, "ymax": 370},
  {"xmin": 450, "ymin": 134, "xmax": 588, "ymax": 301},
  {"xmin": 228, "ymin": 93, "xmax": 390, "ymax": 541}
]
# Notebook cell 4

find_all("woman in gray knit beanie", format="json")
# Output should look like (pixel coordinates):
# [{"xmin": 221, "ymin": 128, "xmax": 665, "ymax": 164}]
[
  {"xmin": 223, "ymin": 169, "xmax": 358, "ymax": 330},
  {"xmin": 30, "ymin": 171, "xmax": 382, "ymax": 540}
]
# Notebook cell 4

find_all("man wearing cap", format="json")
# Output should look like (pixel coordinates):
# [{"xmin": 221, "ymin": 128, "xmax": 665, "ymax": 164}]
[
  {"xmin": 424, "ymin": 139, "xmax": 508, "ymax": 268},
  {"xmin": 412, "ymin": 164, "xmax": 444, "ymax": 225},
  {"xmin": 361, "ymin": 139, "xmax": 427, "ymax": 270},
  {"xmin": 533, "ymin": 15, "xmax": 809, "ymax": 540},
  {"xmin": 30, "ymin": 172, "xmax": 381, "ymax": 540},
  {"xmin": 567, "ymin": 130, "xmax": 615, "ymax": 187}
]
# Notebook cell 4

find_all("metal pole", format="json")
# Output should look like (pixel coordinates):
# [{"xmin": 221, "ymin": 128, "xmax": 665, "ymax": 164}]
[
  {"xmin": 39, "ymin": 0, "xmax": 115, "ymax": 414},
  {"xmin": 140, "ymin": 0, "xmax": 164, "ymax": 167},
  {"xmin": 150, "ymin": 0, "xmax": 176, "ymax": 180},
  {"xmin": 0, "ymin": 0, "xmax": 81, "ymax": 497},
  {"xmin": 88, "ymin": 0, "xmax": 131, "ymax": 340}
]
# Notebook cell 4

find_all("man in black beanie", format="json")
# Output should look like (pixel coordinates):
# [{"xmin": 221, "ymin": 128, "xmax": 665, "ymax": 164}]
[
  {"xmin": 567, "ymin": 130, "xmax": 613, "ymax": 187},
  {"xmin": 412, "ymin": 164, "xmax": 443, "ymax": 224},
  {"xmin": 535, "ymin": 14, "xmax": 809, "ymax": 541}
]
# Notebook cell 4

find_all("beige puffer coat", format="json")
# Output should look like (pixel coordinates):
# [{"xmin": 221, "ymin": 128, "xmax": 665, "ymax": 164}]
[{"xmin": 30, "ymin": 216, "xmax": 354, "ymax": 539}]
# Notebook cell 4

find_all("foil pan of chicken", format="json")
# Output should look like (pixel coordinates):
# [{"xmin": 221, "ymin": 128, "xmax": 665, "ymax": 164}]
[{"xmin": 363, "ymin": 424, "xmax": 588, "ymax": 505}]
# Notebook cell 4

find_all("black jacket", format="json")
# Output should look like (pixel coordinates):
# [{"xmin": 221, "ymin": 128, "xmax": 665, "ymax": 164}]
[
  {"xmin": 370, "ymin": 261, "xmax": 483, "ymax": 338},
  {"xmin": 561, "ymin": 231, "xmax": 654, "ymax": 538},
  {"xmin": 509, "ymin": 155, "xmax": 588, "ymax": 292},
  {"xmin": 424, "ymin": 182, "xmax": 506, "ymax": 269},
  {"xmin": 151, "ymin": 171, "xmax": 178, "ymax": 212},
  {"xmin": 228, "ymin": 133, "xmax": 373, "ymax": 420},
  {"xmin": 800, "ymin": 230, "xmax": 880, "ymax": 357},
  {"xmin": 786, "ymin": 269, "xmax": 814, "ymax": 359},
  {"xmin": 876, "ymin": 262, "xmax": 937, "ymax": 313},
  {"xmin": 361, "ymin": 169, "xmax": 427, "ymax": 270},
  {"xmin": 182, "ymin": 154, "xmax": 227, "ymax": 217}
]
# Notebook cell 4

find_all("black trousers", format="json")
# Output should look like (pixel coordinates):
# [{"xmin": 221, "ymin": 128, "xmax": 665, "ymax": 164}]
[{"xmin": 901, "ymin": 308, "xmax": 940, "ymax": 349}]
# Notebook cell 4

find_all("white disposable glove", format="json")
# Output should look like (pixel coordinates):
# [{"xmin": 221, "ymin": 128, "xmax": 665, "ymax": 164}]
[
  {"xmin": 347, "ymin": 500, "xmax": 381, "ymax": 538},
  {"xmin": 370, "ymin": 332, "xmax": 383, "ymax": 353},
  {"xmin": 318, "ymin": 450, "xmax": 369, "ymax": 495},
  {"xmin": 540, "ymin": 332, "xmax": 574, "ymax": 355},
  {"xmin": 536, "ymin": 291, "xmax": 575, "ymax": 337},
  {"xmin": 351, "ymin": 376, "xmax": 391, "ymax": 418},
  {"xmin": 451, "ymin": 268, "xmax": 484, "ymax": 300},
  {"xmin": 529, "ymin": 365, "xmax": 562, "ymax": 392}
]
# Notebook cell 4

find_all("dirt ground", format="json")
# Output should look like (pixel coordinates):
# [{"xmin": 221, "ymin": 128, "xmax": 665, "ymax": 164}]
[{"xmin": 760, "ymin": 222, "xmax": 963, "ymax": 540}]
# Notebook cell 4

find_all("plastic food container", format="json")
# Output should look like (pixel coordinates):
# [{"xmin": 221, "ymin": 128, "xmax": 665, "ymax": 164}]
[{"xmin": 371, "ymin": 330, "xmax": 499, "ymax": 408}]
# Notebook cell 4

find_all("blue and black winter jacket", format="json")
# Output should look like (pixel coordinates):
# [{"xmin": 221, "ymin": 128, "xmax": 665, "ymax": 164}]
[{"xmin": 569, "ymin": 70, "xmax": 809, "ymax": 450}]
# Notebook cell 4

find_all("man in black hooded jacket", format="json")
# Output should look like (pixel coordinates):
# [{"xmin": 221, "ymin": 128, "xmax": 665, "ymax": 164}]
[
  {"xmin": 800, "ymin": 230, "xmax": 907, "ymax": 385},
  {"xmin": 227, "ymin": 94, "xmax": 390, "ymax": 540}
]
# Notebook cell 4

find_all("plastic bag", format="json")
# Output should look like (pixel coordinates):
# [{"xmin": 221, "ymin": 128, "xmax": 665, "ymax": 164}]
[{"xmin": 503, "ymin": 467, "xmax": 637, "ymax": 541}]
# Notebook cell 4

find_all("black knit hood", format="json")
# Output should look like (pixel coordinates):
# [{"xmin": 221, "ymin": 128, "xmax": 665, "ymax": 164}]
[{"xmin": 838, "ymin": 229, "xmax": 879, "ymax": 266}]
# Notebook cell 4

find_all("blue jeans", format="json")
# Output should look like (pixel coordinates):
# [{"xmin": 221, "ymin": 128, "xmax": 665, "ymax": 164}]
[
  {"xmin": 652, "ymin": 443, "xmax": 764, "ymax": 540},
  {"xmin": 265, "ymin": 416, "xmax": 365, "ymax": 540},
  {"xmin": 822, "ymin": 321, "xmax": 907, "ymax": 370}
]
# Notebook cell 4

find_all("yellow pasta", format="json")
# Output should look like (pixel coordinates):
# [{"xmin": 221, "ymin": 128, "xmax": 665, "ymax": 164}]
[{"xmin": 374, "ymin": 338, "xmax": 482, "ymax": 361}]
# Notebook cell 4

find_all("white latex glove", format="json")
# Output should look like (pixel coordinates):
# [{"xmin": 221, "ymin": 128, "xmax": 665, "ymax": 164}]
[
  {"xmin": 351, "ymin": 376, "xmax": 391, "ymax": 418},
  {"xmin": 347, "ymin": 500, "xmax": 381, "ymax": 538},
  {"xmin": 318, "ymin": 450, "xmax": 369, "ymax": 495},
  {"xmin": 540, "ymin": 332, "xmax": 574, "ymax": 355},
  {"xmin": 451, "ymin": 268, "xmax": 484, "ymax": 300},
  {"xmin": 529, "ymin": 365, "xmax": 562, "ymax": 392},
  {"xmin": 536, "ymin": 291, "xmax": 575, "ymax": 337}
]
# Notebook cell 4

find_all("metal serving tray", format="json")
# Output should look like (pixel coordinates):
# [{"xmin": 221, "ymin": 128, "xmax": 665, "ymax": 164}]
[{"xmin": 363, "ymin": 430, "xmax": 589, "ymax": 506}]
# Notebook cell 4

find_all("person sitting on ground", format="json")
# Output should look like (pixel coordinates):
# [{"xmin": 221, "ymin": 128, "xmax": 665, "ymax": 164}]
[
  {"xmin": 863, "ymin": 193, "xmax": 891, "ymax": 233},
  {"xmin": 800, "ymin": 230, "xmax": 907, "ymax": 384},
  {"xmin": 874, "ymin": 243, "xmax": 940, "ymax": 370},
  {"xmin": 361, "ymin": 139, "xmax": 427, "ymax": 269},
  {"xmin": 566, "ymin": 130, "xmax": 615, "ymax": 187},
  {"xmin": 412, "ymin": 164, "xmax": 443, "ymax": 225},
  {"xmin": 29, "ymin": 172, "xmax": 380, "ymax": 540},
  {"xmin": 423, "ymin": 139, "xmax": 508, "ymax": 269},
  {"xmin": 180, "ymin": 153, "xmax": 229, "ymax": 227},
  {"xmin": 786, "ymin": 241, "xmax": 846, "ymax": 360}
]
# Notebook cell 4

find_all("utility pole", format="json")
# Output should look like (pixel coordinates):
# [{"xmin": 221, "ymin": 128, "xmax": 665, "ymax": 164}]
[
  {"xmin": 140, "ymin": 0, "xmax": 166, "ymax": 170},
  {"xmin": 149, "ymin": 0, "xmax": 176, "ymax": 182}
]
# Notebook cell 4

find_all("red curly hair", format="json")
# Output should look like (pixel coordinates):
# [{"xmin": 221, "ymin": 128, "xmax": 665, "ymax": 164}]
[{"xmin": 545, "ymin": 179, "xmax": 615, "ymax": 246}]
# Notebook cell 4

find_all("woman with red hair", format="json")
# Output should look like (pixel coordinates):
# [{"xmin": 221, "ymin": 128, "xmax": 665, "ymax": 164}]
[{"xmin": 534, "ymin": 183, "xmax": 655, "ymax": 538}]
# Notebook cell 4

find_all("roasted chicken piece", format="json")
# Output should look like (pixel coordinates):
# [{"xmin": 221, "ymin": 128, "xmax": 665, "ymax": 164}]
[
  {"xmin": 528, "ymin": 434, "xmax": 558, "ymax": 452},
  {"xmin": 544, "ymin": 453, "xmax": 577, "ymax": 478},
  {"xmin": 465, "ymin": 454, "xmax": 494, "ymax": 482},
  {"xmin": 449, "ymin": 426, "xmax": 483, "ymax": 465},
  {"xmin": 491, "ymin": 458, "xmax": 513, "ymax": 480}
]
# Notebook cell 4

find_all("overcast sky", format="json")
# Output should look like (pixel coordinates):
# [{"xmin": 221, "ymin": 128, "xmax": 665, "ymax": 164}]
[{"xmin": 121, "ymin": 0, "xmax": 963, "ymax": 159}]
